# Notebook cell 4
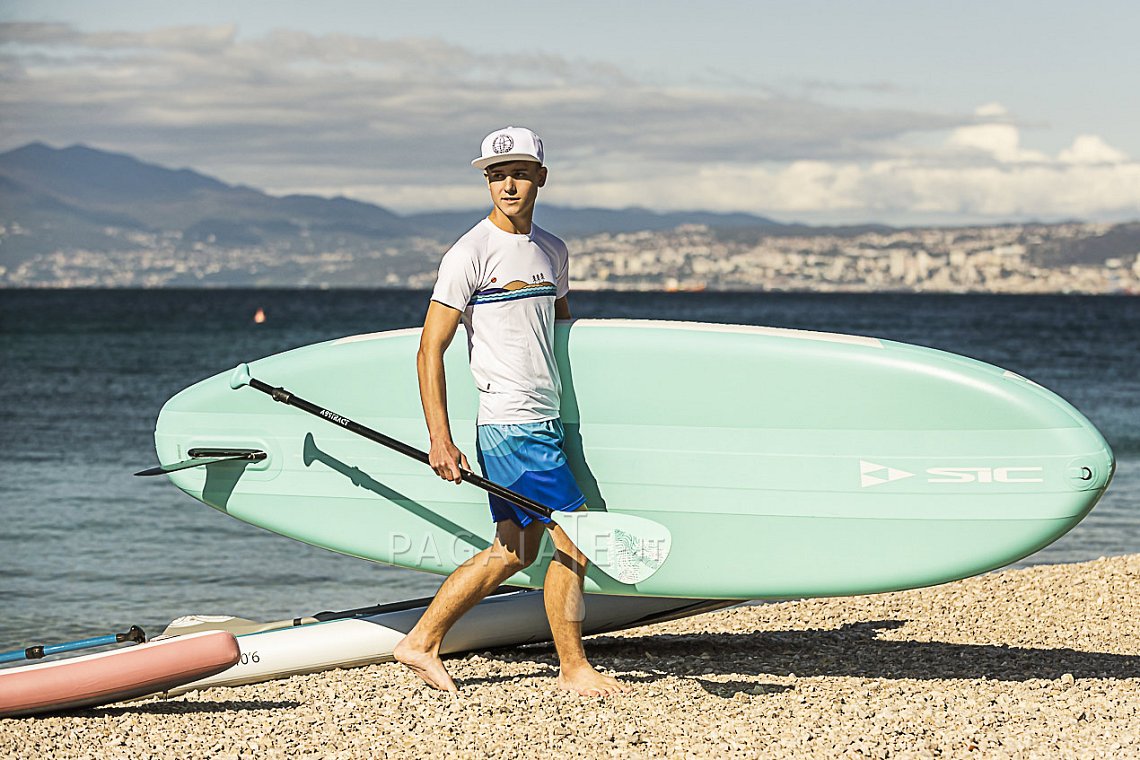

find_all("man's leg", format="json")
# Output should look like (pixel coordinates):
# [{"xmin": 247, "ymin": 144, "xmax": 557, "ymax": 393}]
[
  {"xmin": 544, "ymin": 512, "xmax": 630, "ymax": 697},
  {"xmin": 394, "ymin": 519, "xmax": 544, "ymax": 691}
]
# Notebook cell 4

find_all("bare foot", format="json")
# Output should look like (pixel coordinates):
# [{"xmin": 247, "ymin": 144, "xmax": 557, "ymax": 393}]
[
  {"xmin": 393, "ymin": 637, "xmax": 458, "ymax": 693},
  {"xmin": 556, "ymin": 665, "xmax": 630, "ymax": 697}
]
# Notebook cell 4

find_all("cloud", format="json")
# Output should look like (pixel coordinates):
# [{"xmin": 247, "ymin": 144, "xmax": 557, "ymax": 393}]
[
  {"xmin": 0, "ymin": 21, "xmax": 238, "ymax": 52},
  {"xmin": 1059, "ymin": 135, "xmax": 1129, "ymax": 165},
  {"xmin": 549, "ymin": 127, "xmax": 1139, "ymax": 224},
  {"xmin": 1, "ymin": 23, "xmax": 1137, "ymax": 223},
  {"xmin": 0, "ymin": 23, "xmax": 955, "ymax": 166},
  {"xmin": 947, "ymin": 123, "xmax": 1050, "ymax": 164},
  {"xmin": 793, "ymin": 78, "xmax": 907, "ymax": 96},
  {"xmin": 973, "ymin": 102, "xmax": 1010, "ymax": 120}
]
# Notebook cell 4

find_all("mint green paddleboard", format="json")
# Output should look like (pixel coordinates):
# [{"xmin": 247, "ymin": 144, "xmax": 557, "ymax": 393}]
[{"xmin": 153, "ymin": 320, "xmax": 1113, "ymax": 600}]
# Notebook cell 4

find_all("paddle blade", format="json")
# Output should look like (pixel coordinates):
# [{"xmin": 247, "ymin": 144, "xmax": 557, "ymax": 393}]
[{"xmin": 549, "ymin": 511, "xmax": 672, "ymax": 585}]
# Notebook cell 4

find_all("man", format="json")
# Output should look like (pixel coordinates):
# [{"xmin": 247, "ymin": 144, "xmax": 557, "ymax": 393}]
[{"xmin": 393, "ymin": 127, "xmax": 627, "ymax": 697}]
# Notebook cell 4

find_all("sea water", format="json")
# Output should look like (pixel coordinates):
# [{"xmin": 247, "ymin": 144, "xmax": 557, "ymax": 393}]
[{"xmin": 1, "ymin": 290, "xmax": 1137, "ymax": 651}]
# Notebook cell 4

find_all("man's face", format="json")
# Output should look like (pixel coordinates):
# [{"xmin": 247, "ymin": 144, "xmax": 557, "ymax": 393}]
[{"xmin": 485, "ymin": 160, "xmax": 547, "ymax": 220}]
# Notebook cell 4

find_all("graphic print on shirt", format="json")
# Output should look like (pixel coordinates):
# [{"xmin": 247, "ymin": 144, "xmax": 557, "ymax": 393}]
[{"xmin": 470, "ymin": 278, "xmax": 557, "ymax": 306}]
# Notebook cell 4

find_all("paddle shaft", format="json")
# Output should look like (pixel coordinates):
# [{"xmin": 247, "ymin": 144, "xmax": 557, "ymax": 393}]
[
  {"xmin": 0, "ymin": 626, "xmax": 145, "ymax": 664},
  {"xmin": 247, "ymin": 378, "xmax": 556, "ymax": 521}
]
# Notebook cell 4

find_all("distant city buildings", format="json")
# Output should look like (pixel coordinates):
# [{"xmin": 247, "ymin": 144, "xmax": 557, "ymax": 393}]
[
  {"xmin": 567, "ymin": 222, "xmax": 1140, "ymax": 294},
  {"xmin": 1, "ymin": 221, "xmax": 1138, "ymax": 294}
]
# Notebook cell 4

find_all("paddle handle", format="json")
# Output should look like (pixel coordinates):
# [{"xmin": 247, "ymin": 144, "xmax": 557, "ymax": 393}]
[{"xmin": 245, "ymin": 376, "xmax": 556, "ymax": 520}]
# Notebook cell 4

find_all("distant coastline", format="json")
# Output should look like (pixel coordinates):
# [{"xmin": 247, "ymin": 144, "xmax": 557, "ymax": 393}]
[
  {"xmin": 3, "ymin": 143, "xmax": 1138, "ymax": 294},
  {"xmin": 2, "ymin": 219, "xmax": 1137, "ymax": 295}
]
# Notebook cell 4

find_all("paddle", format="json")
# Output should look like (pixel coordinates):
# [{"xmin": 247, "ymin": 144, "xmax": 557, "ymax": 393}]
[
  {"xmin": 159, "ymin": 588, "xmax": 525, "ymax": 638},
  {"xmin": 0, "ymin": 626, "xmax": 145, "ymax": 664},
  {"xmin": 228, "ymin": 363, "xmax": 671, "ymax": 584}
]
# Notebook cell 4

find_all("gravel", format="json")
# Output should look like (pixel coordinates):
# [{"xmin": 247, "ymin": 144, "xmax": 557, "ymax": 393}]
[{"xmin": 3, "ymin": 554, "xmax": 1138, "ymax": 759}]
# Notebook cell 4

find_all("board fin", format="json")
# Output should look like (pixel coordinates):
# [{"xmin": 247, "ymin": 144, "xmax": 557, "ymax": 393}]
[{"xmin": 134, "ymin": 449, "xmax": 266, "ymax": 477}]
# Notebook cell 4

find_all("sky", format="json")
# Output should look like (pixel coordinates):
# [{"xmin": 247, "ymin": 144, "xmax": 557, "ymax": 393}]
[{"xmin": 1, "ymin": 0, "xmax": 1138, "ymax": 226}]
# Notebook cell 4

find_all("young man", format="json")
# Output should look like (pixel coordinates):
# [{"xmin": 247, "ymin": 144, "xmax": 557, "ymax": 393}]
[{"xmin": 392, "ymin": 127, "xmax": 627, "ymax": 697}]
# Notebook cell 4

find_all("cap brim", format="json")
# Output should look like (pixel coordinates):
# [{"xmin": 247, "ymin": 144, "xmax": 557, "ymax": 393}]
[{"xmin": 471, "ymin": 153, "xmax": 543, "ymax": 170}]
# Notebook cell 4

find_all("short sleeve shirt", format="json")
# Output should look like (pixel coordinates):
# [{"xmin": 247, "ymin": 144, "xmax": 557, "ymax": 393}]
[{"xmin": 431, "ymin": 218, "xmax": 570, "ymax": 424}]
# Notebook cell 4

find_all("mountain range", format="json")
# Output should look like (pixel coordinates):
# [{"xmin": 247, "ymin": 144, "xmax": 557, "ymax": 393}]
[
  {"xmin": 0, "ymin": 142, "xmax": 788, "ymax": 265},
  {"xmin": 4, "ymin": 142, "xmax": 1135, "ymax": 291}
]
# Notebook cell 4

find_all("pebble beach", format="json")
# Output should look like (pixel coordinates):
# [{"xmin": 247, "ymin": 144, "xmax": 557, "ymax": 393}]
[{"xmin": 3, "ymin": 554, "xmax": 1138, "ymax": 759}]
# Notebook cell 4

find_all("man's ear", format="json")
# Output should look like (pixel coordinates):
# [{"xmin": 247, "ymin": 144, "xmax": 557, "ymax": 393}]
[{"xmin": 537, "ymin": 166, "xmax": 548, "ymax": 188}]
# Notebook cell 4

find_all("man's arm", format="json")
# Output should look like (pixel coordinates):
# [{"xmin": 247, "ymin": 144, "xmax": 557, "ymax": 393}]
[
  {"xmin": 554, "ymin": 295, "xmax": 571, "ymax": 320},
  {"xmin": 417, "ymin": 301, "xmax": 470, "ymax": 483}
]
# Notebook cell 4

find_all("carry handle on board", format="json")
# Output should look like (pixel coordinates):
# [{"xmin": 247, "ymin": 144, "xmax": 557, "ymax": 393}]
[{"xmin": 227, "ymin": 363, "xmax": 672, "ymax": 585}]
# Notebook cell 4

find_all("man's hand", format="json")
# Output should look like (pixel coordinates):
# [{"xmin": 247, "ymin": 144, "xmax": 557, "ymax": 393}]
[{"xmin": 429, "ymin": 437, "xmax": 470, "ymax": 484}]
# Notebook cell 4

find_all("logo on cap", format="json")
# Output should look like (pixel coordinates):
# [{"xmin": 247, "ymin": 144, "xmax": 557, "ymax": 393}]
[{"xmin": 492, "ymin": 134, "xmax": 514, "ymax": 154}]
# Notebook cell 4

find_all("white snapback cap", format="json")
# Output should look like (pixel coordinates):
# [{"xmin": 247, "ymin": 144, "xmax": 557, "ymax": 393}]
[{"xmin": 471, "ymin": 126, "xmax": 544, "ymax": 170}]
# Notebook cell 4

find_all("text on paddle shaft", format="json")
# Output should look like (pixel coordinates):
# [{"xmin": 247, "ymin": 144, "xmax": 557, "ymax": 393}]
[{"xmin": 319, "ymin": 409, "xmax": 351, "ymax": 427}]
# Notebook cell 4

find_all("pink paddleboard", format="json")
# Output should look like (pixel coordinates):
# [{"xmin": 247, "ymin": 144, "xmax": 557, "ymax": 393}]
[{"xmin": 0, "ymin": 630, "xmax": 239, "ymax": 718}]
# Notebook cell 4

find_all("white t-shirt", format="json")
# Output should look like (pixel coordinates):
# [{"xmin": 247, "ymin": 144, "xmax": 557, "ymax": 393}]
[{"xmin": 430, "ymin": 218, "xmax": 570, "ymax": 424}]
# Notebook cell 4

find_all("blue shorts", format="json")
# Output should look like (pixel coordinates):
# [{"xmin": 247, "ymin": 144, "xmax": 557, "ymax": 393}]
[{"xmin": 475, "ymin": 419, "xmax": 587, "ymax": 528}]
